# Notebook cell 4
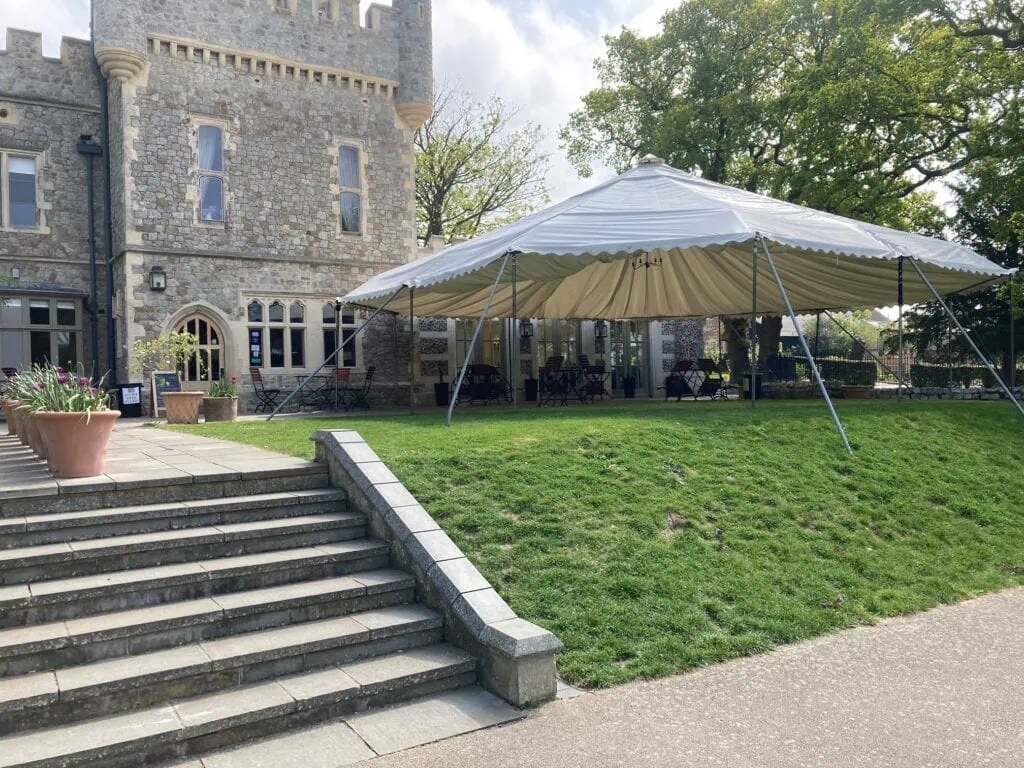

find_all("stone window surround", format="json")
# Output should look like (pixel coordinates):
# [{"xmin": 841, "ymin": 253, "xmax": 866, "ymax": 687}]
[
  {"xmin": 271, "ymin": 0, "xmax": 297, "ymax": 12},
  {"xmin": 243, "ymin": 294, "xmax": 364, "ymax": 372},
  {"xmin": 0, "ymin": 149, "xmax": 48, "ymax": 234},
  {"xmin": 190, "ymin": 116, "xmax": 229, "ymax": 228},
  {"xmin": 322, "ymin": 300, "xmax": 363, "ymax": 369},
  {"xmin": 247, "ymin": 298, "xmax": 307, "ymax": 371},
  {"xmin": 332, "ymin": 138, "xmax": 368, "ymax": 238},
  {"xmin": 0, "ymin": 294, "xmax": 84, "ymax": 370}
]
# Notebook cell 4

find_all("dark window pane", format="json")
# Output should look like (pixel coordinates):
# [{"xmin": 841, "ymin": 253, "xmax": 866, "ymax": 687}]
[
  {"xmin": 56, "ymin": 331, "xmax": 77, "ymax": 368},
  {"xmin": 30, "ymin": 330, "xmax": 50, "ymax": 366},
  {"xmin": 210, "ymin": 349, "xmax": 221, "ymax": 380},
  {"xmin": 289, "ymin": 302, "xmax": 304, "ymax": 323},
  {"xmin": 323, "ymin": 329, "xmax": 337, "ymax": 367},
  {"xmin": 341, "ymin": 308, "xmax": 355, "ymax": 325},
  {"xmin": 248, "ymin": 301, "xmax": 263, "ymax": 322},
  {"xmin": 290, "ymin": 328, "xmax": 305, "ymax": 367},
  {"xmin": 322, "ymin": 302, "xmax": 336, "ymax": 324},
  {"xmin": 187, "ymin": 352, "xmax": 199, "ymax": 381},
  {"xmin": 200, "ymin": 176, "xmax": 224, "ymax": 222},
  {"xmin": 342, "ymin": 330, "xmax": 356, "ymax": 367},
  {"xmin": 197, "ymin": 319, "xmax": 208, "ymax": 345},
  {"xmin": 341, "ymin": 192, "xmax": 360, "ymax": 233},
  {"xmin": 198, "ymin": 126, "xmax": 223, "ymax": 171},
  {"xmin": 269, "ymin": 328, "xmax": 285, "ymax": 368},
  {"xmin": 268, "ymin": 301, "xmax": 284, "ymax": 323},
  {"xmin": 56, "ymin": 301, "xmax": 76, "ymax": 327},
  {"xmin": 249, "ymin": 328, "xmax": 264, "ymax": 367},
  {"xmin": 340, "ymin": 146, "xmax": 359, "ymax": 188},
  {"xmin": 9, "ymin": 157, "xmax": 37, "ymax": 228},
  {"xmin": 29, "ymin": 301, "xmax": 50, "ymax": 325}
]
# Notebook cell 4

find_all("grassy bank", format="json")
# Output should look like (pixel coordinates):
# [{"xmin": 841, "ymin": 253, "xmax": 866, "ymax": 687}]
[{"xmin": 170, "ymin": 400, "xmax": 1024, "ymax": 688}]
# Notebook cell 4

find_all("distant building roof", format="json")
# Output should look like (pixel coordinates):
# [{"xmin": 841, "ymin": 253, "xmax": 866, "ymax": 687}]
[{"xmin": 0, "ymin": 281, "xmax": 88, "ymax": 298}]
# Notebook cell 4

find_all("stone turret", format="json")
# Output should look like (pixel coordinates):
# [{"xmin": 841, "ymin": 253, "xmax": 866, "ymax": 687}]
[{"xmin": 393, "ymin": 0, "xmax": 433, "ymax": 131}]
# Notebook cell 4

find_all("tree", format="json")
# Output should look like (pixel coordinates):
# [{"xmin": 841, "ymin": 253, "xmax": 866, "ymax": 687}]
[{"xmin": 415, "ymin": 81, "xmax": 551, "ymax": 245}]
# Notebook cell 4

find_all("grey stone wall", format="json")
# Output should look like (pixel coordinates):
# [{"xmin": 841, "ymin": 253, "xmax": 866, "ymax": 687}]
[
  {"xmin": 0, "ymin": 31, "xmax": 109, "ymax": 373},
  {"xmin": 94, "ymin": 0, "xmax": 415, "ymax": 82},
  {"xmin": 119, "ymin": 51, "xmax": 414, "ymax": 265}
]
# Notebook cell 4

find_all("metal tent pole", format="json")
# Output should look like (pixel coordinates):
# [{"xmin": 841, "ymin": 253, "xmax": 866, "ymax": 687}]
[
  {"xmin": 334, "ymin": 302, "xmax": 342, "ymax": 412},
  {"xmin": 758, "ymin": 235, "xmax": 853, "ymax": 454},
  {"xmin": 897, "ymin": 257, "xmax": 904, "ymax": 402},
  {"xmin": 409, "ymin": 288, "xmax": 416, "ymax": 414},
  {"xmin": 751, "ymin": 242, "xmax": 759, "ymax": 408},
  {"xmin": 446, "ymin": 251, "xmax": 513, "ymax": 427},
  {"xmin": 511, "ymin": 253, "xmax": 518, "ymax": 410},
  {"xmin": 268, "ymin": 286, "xmax": 405, "ymax": 421},
  {"xmin": 814, "ymin": 311, "xmax": 821, "ymax": 358},
  {"xmin": 1011, "ymin": 275, "xmax": 1016, "ymax": 392},
  {"xmin": 909, "ymin": 258, "xmax": 1024, "ymax": 419}
]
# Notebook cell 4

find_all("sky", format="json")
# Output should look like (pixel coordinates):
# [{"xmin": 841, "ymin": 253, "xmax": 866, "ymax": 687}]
[{"xmin": 1, "ymin": 0, "xmax": 679, "ymax": 203}]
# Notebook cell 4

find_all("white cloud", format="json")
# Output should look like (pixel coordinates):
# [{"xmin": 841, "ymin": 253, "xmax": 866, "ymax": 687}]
[{"xmin": 10, "ymin": 0, "xmax": 670, "ymax": 202}]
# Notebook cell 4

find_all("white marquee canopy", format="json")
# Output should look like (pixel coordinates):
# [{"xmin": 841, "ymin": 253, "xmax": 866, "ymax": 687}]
[{"xmin": 345, "ymin": 157, "xmax": 1014, "ymax": 319}]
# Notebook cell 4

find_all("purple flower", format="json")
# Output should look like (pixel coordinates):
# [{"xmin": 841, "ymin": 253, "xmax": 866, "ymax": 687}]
[
  {"xmin": 79, "ymin": 377, "xmax": 91, "ymax": 387},
  {"xmin": 32, "ymin": 382, "xmax": 42, "ymax": 390},
  {"xmin": 89, "ymin": 387, "xmax": 98, "ymax": 395},
  {"xmin": 57, "ymin": 375, "xmax": 69, "ymax": 384},
  {"xmin": 55, "ymin": 366, "xmax": 65, "ymax": 374}
]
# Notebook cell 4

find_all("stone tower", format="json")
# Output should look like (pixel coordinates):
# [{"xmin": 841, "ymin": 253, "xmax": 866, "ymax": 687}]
[{"xmin": 394, "ymin": 0, "xmax": 433, "ymax": 131}]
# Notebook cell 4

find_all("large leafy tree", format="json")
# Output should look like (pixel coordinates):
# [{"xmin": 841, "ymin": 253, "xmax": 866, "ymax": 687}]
[
  {"xmin": 415, "ymin": 81, "xmax": 551, "ymax": 245},
  {"xmin": 562, "ymin": 0, "xmax": 1022, "ymax": 376}
]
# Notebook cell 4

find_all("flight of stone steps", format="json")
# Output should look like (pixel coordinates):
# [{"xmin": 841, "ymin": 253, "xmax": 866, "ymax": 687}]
[{"xmin": 0, "ymin": 459, "xmax": 479, "ymax": 767}]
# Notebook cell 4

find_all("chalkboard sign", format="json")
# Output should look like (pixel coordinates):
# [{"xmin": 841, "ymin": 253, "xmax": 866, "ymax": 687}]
[{"xmin": 151, "ymin": 371, "xmax": 181, "ymax": 415}]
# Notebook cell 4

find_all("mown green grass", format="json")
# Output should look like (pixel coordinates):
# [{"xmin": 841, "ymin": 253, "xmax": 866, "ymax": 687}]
[{"xmin": 169, "ymin": 400, "xmax": 1024, "ymax": 688}]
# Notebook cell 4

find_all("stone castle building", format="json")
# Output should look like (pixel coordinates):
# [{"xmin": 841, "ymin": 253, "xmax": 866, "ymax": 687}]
[{"xmin": 0, "ymin": 0, "xmax": 702, "ymax": 409}]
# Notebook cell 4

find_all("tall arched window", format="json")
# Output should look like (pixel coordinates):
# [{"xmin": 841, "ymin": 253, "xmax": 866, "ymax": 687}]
[
  {"xmin": 247, "ymin": 300, "xmax": 263, "ymax": 323},
  {"xmin": 177, "ymin": 314, "xmax": 224, "ymax": 384}
]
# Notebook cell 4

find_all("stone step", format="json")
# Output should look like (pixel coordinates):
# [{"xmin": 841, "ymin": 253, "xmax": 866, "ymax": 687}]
[
  {"xmin": 0, "ymin": 644, "xmax": 477, "ymax": 768},
  {"xmin": 0, "ymin": 489, "xmax": 348, "ymax": 549},
  {"xmin": 0, "ymin": 605, "xmax": 445, "ymax": 736},
  {"xmin": 0, "ymin": 540, "xmax": 391, "ymax": 628},
  {"xmin": 0, "ymin": 466, "xmax": 329, "ymax": 519},
  {"xmin": 0, "ymin": 514, "xmax": 367, "ymax": 585},
  {"xmin": 0, "ymin": 569, "xmax": 416, "ymax": 677}
]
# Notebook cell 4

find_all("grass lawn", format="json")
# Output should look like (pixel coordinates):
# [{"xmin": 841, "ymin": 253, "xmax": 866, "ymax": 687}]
[{"xmin": 169, "ymin": 400, "xmax": 1024, "ymax": 688}]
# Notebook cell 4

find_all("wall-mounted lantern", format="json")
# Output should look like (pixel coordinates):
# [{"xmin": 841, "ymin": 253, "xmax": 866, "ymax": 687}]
[
  {"xmin": 519, "ymin": 319, "xmax": 534, "ymax": 339},
  {"xmin": 149, "ymin": 266, "xmax": 167, "ymax": 292},
  {"xmin": 595, "ymin": 320, "xmax": 608, "ymax": 340}
]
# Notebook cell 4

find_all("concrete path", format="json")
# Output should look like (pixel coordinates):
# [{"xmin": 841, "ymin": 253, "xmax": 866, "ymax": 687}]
[{"xmin": 365, "ymin": 588, "xmax": 1024, "ymax": 767}]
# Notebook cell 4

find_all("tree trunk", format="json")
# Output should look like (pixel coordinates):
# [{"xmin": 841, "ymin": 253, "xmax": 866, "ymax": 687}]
[
  {"xmin": 758, "ymin": 315, "xmax": 782, "ymax": 369},
  {"xmin": 725, "ymin": 317, "xmax": 750, "ymax": 383}
]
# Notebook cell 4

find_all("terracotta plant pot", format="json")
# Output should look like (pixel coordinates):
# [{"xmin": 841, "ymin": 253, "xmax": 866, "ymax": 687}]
[
  {"xmin": 164, "ymin": 392, "xmax": 205, "ymax": 424},
  {"xmin": 15, "ymin": 405, "xmax": 32, "ymax": 448},
  {"xmin": 2, "ymin": 399, "xmax": 19, "ymax": 437},
  {"xmin": 34, "ymin": 411, "xmax": 121, "ymax": 478},
  {"xmin": 202, "ymin": 396, "xmax": 238, "ymax": 422},
  {"xmin": 25, "ymin": 412, "xmax": 48, "ymax": 459}
]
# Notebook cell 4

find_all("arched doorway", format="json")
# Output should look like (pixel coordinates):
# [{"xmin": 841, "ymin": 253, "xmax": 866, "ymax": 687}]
[{"xmin": 176, "ymin": 314, "xmax": 225, "ymax": 389}]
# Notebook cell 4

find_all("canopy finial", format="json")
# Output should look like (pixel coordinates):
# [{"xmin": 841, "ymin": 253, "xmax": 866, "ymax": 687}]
[{"xmin": 639, "ymin": 154, "xmax": 665, "ymax": 165}]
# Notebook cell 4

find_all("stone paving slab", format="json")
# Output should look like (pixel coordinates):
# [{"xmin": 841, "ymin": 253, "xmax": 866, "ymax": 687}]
[
  {"xmin": 0, "ymin": 425, "xmax": 321, "ymax": 501},
  {"xmin": 366, "ymin": 587, "xmax": 1024, "ymax": 768}
]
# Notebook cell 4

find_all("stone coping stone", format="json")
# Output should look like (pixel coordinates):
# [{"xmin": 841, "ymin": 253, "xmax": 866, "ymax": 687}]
[{"xmin": 313, "ymin": 430, "xmax": 562, "ymax": 707}]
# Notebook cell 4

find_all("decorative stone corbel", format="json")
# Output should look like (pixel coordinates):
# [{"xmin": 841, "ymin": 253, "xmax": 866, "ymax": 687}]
[
  {"xmin": 95, "ymin": 47, "xmax": 148, "ymax": 83},
  {"xmin": 396, "ymin": 102, "xmax": 432, "ymax": 132}
]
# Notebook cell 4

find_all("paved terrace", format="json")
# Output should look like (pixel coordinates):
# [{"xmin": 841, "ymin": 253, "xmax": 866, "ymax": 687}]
[{"xmin": 0, "ymin": 424, "xmax": 320, "ymax": 500}]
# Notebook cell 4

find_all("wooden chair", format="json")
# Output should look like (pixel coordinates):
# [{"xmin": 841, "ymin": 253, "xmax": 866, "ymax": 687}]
[
  {"xmin": 249, "ymin": 367, "xmax": 281, "ymax": 413},
  {"xmin": 697, "ymin": 358, "xmax": 728, "ymax": 400},
  {"xmin": 310, "ymin": 368, "xmax": 350, "ymax": 410}
]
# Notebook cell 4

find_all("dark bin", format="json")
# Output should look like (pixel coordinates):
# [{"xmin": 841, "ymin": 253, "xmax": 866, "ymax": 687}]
[
  {"xmin": 117, "ymin": 383, "xmax": 144, "ymax": 418},
  {"xmin": 434, "ymin": 381, "xmax": 450, "ymax": 407},
  {"xmin": 524, "ymin": 378, "xmax": 538, "ymax": 402}
]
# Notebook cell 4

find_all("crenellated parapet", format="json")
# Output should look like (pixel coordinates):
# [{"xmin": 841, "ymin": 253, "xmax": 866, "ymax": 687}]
[{"xmin": 0, "ymin": 29, "xmax": 100, "ymax": 107}]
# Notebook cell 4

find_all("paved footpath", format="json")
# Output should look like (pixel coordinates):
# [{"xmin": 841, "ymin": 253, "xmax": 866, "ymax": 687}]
[{"xmin": 366, "ymin": 588, "xmax": 1024, "ymax": 767}]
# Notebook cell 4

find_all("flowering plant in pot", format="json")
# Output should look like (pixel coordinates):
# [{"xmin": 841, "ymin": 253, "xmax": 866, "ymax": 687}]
[
  {"xmin": 4, "ymin": 367, "xmax": 41, "ymax": 449},
  {"xmin": 203, "ymin": 377, "xmax": 238, "ymax": 422},
  {"xmin": 27, "ymin": 364, "xmax": 120, "ymax": 478}
]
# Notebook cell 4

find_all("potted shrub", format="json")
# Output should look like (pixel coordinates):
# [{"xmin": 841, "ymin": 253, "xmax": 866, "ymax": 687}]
[
  {"xmin": 131, "ymin": 331, "xmax": 202, "ymax": 422},
  {"xmin": 840, "ymin": 361, "xmax": 877, "ymax": 399},
  {"xmin": 203, "ymin": 377, "xmax": 239, "ymax": 422},
  {"xmin": 29, "ymin": 364, "xmax": 120, "ymax": 477}
]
